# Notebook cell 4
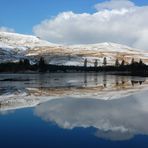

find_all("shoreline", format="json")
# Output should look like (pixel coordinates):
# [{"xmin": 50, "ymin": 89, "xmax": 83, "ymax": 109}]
[{"xmin": 0, "ymin": 71, "xmax": 147, "ymax": 77}]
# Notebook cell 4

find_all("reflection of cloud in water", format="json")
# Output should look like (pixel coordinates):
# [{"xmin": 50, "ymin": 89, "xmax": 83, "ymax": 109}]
[
  {"xmin": 0, "ymin": 110, "xmax": 15, "ymax": 115},
  {"xmin": 95, "ymin": 130, "xmax": 134, "ymax": 141},
  {"xmin": 35, "ymin": 91, "xmax": 148, "ymax": 141}
]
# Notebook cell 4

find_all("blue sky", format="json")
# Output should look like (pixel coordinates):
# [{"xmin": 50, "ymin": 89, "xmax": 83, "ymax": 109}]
[
  {"xmin": 1, "ymin": 0, "xmax": 148, "ymax": 50},
  {"xmin": 0, "ymin": 0, "xmax": 102, "ymax": 34},
  {"xmin": 0, "ymin": 0, "xmax": 148, "ymax": 34}
]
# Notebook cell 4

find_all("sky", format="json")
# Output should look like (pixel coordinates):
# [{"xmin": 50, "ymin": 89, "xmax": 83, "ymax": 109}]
[{"xmin": 0, "ymin": 0, "xmax": 148, "ymax": 49}]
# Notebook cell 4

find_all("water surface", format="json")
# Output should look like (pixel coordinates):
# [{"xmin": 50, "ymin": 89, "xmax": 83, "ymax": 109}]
[{"xmin": 0, "ymin": 73, "xmax": 148, "ymax": 148}]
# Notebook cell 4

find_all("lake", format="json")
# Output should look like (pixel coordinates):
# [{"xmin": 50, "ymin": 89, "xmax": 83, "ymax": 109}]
[{"xmin": 0, "ymin": 73, "xmax": 148, "ymax": 148}]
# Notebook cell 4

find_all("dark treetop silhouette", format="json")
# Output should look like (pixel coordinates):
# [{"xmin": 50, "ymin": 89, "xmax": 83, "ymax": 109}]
[{"xmin": 0, "ymin": 57, "xmax": 148, "ymax": 76}]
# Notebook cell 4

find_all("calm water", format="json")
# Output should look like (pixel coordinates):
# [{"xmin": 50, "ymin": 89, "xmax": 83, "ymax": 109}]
[{"xmin": 0, "ymin": 73, "xmax": 148, "ymax": 148}]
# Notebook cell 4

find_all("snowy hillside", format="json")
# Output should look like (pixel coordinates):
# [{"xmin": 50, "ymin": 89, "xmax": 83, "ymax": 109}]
[
  {"xmin": 0, "ymin": 31, "xmax": 148, "ymax": 65},
  {"xmin": 0, "ymin": 31, "xmax": 55, "ymax": 47}
]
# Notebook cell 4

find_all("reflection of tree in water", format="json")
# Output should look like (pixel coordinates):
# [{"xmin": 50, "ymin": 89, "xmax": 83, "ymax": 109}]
[
  {"xmin": 94, "ymin": 73, "xmax": 98, "ymax": 86},
  {"xmin": 121, "ymin": 76, "xmax": 125, "ymax": 85},
  {"xmin": 131, "ymin": 80, "xmax": 145, "ymax": 87},
  {"xmin": 115, "ymin": 76, "xmax": 119, "ymax": 87},
  {"xmin": 139, "ymin": 81, "xmax": 143, "ymax": 85},
  {"xmin": 36, "ymin": 73, "xmax": 147, "ymax": 93},
  {"xmin": 84, "ymin": 73, "xmax": 87, "ymax": 87},
  {"xmin": 114, "ymin": 76, "xmax": 146, "ymax": 88},
  {"xmin": 121, "ymin": 76, "xmax": 129, "ymax": 89},
  {"xmin": 38, "ymin": 74, "xmax": 48, "ymax": 95},
  {"xmin": 114, "ymin": 76, "xmax": 125, "ymax": 88},
  {"xmin": 103, "ymin": 74, "xmax": 107, "ymax": 88}
]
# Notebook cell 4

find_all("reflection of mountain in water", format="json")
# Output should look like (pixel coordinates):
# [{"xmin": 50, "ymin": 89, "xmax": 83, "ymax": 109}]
[
  {"xmin": 0, "ymin": 73, "xmax": 148, "ymax": 111},
  {"xmin": 35, "ymin": 92, "xmax": 148, "ymax": 141},
  {"xmin": 0, "ymin": 73, "xmax": 147, "ymax": 96}
]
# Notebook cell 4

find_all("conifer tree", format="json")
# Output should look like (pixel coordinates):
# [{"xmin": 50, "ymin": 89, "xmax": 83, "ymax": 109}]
[
  {"xmin": 39, "ymin": 57, "xmax": 46, "ymax": 72},
  {"xmin": 115, "ymin": 58, "xmax": 120, "ymax": 67},
  {"xmin": 94, "ymin": 59, "xmax": 98, "ymax": 68},
  {"xmin": 84, "ymin": 58, "xmax": 87, "ymax": 68},
  {"xmin": 121, "ymin": 59, "xmax": 125, "ymax": 66},
  {"xmin": 103, "ymin": 57, "xmax": 107, "ymax": 66}
]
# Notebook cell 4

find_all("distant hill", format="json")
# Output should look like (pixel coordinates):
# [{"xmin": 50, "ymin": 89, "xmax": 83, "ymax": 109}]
[{"xmin": 0, "ymin": 31, "xmax": 148, "ymax": 66}]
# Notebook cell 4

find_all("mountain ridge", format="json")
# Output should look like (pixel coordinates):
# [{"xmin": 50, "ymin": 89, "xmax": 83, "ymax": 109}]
[{"xmin": 0, "ymin": 31, "xmax": 148, "ymax": 66}]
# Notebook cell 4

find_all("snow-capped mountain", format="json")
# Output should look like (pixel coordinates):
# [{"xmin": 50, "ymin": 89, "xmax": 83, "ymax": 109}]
[
  {"xmin": 0, "ymin": 31, "xmax": 57, "ymax": 63},
  {"xmin": 0, "ymin": 31, "xmax": 55, "ymax": 47},
  {"xmin": 0, "ymin": 31, "xmax": 148, "ymax": 65}
]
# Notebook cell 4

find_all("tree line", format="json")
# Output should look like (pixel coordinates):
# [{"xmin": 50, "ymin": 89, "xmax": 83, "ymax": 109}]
[{"xmin": 0, "ymin": 57, "xmax": 148, "ymax": 76}]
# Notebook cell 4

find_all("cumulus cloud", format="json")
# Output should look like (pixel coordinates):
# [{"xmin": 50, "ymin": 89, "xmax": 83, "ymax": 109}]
[
  {"xmin": 0, "ymin": 26, "xmax": 15, "ymax": 33},
  {"xmin": 33, "ymin": 0, "xmax": 148, "ymax": 50}
]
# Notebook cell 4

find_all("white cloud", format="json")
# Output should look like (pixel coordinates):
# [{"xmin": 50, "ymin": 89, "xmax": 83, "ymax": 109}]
[
  {"xmin": 94, "ymin": 0, "xmax": 135, "ymax": 10},
  {"xmin": 33, "ymin": 0, "xmax": 148, "ymax": 50},
  {"xmin": 0, "ymin": 26, "xmax": 15, "ymax": 33}
]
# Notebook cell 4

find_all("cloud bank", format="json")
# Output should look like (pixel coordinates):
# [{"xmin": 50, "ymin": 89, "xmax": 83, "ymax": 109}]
[
  {"xmin": 33, "ymin": 0, "xmax": 148, "ymax": 50},
  {"xmin": 0, "ymin": 26, "xmax": 15, "ymax": 33}
]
